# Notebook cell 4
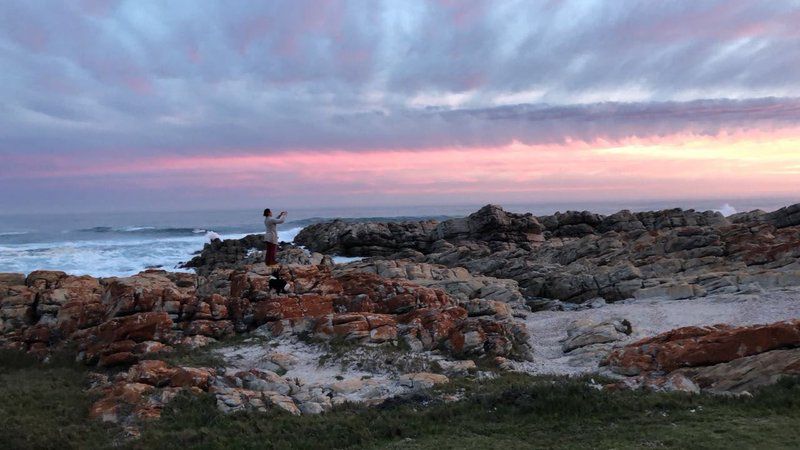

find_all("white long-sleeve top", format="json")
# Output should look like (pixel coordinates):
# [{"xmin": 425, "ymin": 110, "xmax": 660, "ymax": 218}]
[{"xmin": 264, "ymin": 214, "xmax": 286, "ymax": 244}]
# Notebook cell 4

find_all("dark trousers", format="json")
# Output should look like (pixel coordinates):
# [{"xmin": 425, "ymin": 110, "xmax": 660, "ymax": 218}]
[{"xmin": 265, "ymin": 242, "xmax": 278, "ymax": 265}]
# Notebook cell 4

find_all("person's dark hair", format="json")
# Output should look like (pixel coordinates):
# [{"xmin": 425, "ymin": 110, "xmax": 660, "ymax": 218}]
[{"xmin": 263, "ymin": 208, "xmax": 271, "ymax": 217}]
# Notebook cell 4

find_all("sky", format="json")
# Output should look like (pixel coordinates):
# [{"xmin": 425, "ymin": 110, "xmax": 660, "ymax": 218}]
[{"xmin": 1, "ymin": 0, "xmax": 800, "ymax": 213}]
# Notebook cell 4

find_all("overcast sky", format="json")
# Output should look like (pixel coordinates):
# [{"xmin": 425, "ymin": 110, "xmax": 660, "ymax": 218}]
[{"xmin": 2, "ymin": 0, "xmax": 800, "ymax": 213}]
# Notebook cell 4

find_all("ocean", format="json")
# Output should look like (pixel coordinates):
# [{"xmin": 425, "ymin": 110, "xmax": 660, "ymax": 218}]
[{"xmin": 0, "ymin": 198, "xmax": 795, "ymax": 277}]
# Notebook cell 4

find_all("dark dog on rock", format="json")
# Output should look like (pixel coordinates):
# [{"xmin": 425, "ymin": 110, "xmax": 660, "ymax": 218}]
[{"xmin": 268, "ymin": 269, "xmax": 288, "ymax": 294}]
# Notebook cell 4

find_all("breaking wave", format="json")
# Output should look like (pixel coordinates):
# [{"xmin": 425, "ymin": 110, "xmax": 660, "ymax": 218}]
[
  {"xmin": 77, "ymin": 226, "xmax": 209, "ymax": 235},
  {"xmin": 0, "ymin": 231, "xmax": 28, "ymax": 236},
  {"xmin": 0, "ymin": 226, "xmax": 303, "ymax": 278},
  {"xmin": 715, "ymin": 203, "xmax": 738, "ymax": 217}
]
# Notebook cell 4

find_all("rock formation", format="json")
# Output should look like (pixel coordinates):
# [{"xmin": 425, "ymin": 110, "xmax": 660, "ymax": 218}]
[
  {"xmin": 292, "ymin": 203, "xmax": 800, "ymax": 303},
  {"xmin": 3, "ymin": 201, "xmax": 800, "ymax": 433},
  {"xmin": 2, "ymin": 267, "xmax": 532, "ymax": 363},
  {"xmin": 294, "ymin": 220, "xmax": 439, "ymax": 256},
  {"xmin": 0, "ymin": 256, "xmax": 530, "ymax": 428},
  {"xmin": 602, "ymin": 319, "xmax": 800, "ymax": 394}
]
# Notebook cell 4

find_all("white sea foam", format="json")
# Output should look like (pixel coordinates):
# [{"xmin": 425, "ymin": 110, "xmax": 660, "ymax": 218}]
[
  {"xmin": 279, "ymin": 226, "xmax": 303, "ymax": 243},
  {"xmin": 0, "ymin": 231, "xmax": 28, "ymax": 236},
  {"xmin": 0, "ymin": 225, "xmax": 309, "ymax": 277},
  {"xmin": 120, "ymin": 226, "xmax": 156, "ymax": 232},
  {"xmin": 0, "ymin": 232, "xmax": 256, "ymax": 277},
  {"xmin": 333, "ymin": 256, "xmax": 363, "ymax": 264}
]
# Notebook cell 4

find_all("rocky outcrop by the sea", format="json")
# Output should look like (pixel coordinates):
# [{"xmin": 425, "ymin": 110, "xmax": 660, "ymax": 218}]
[
  {"xmin": 294, "ymin": 203, "xmax": 800, "ymax": 303},
  {"xmin": 3, "ymin": 201, "xmax": 800, "ymax": 434},
  {"xmin": 289, "ymin": 202, "xmax": 800, "ymax": 395},
  {"xmin": 0, "ymin": 258, "xmax": 529, "ymax": 429}
]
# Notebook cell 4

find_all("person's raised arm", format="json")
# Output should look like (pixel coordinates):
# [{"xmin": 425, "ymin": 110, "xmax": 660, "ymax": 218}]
[{"xmin": 274, "ymin": 211, "xmax": 287, "ymax": 224}]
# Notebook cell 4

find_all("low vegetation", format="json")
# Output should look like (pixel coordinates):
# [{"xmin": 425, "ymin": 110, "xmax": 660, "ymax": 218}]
[
  {"xmin": 2, "ymin": 349, "xmax": 799, "ymax": 449},
  {"xmin": 0, "ymin": 349, "xmax": 120, "ymax": 449}
]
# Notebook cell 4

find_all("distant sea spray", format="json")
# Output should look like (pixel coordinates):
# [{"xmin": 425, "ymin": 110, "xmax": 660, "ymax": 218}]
[{"xmin": 714, "ymin": 203, "xmax": 738, "ymax": 217}]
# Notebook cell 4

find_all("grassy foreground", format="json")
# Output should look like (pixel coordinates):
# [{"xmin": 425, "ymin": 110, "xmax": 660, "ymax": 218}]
[{"xmin": 1, "ymin": 349, "xmax": 799, "ymax": 449}]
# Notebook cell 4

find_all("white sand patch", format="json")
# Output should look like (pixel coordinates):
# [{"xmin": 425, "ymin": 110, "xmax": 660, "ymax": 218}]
[
  {"xmin": 213, "ymin": 336, "xmax": 456, "ymax": 405},
  {"xmin": 515, "ymin": 287, "xmax": 800, "ymax": 376},
  {"xmin": 215, "ymin": 337, "xmax": 386, "ymax": 385}
]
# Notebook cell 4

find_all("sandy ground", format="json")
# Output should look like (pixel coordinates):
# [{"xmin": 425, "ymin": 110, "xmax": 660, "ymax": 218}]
[{"xmin": 516, "ymin": 286, "xmax": 800, "ymax": 376}]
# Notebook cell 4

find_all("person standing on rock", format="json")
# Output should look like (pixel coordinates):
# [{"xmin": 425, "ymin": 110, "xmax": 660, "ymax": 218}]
[{"xmin": 264, "ymin": 208, "xmax": 287, "ymax": 266}]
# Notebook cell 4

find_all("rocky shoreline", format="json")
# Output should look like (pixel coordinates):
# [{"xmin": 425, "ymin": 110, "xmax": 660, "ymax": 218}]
[
  {"xmin": 2, "ymin": 202, "xmax": 800, "ymax": 435},
  {"xmin": 297, "ymin": 203, "xmax": 800, "ymax": 303}
]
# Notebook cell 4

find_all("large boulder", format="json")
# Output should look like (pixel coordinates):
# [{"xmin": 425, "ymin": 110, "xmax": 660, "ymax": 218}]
[
  {"xmin": 73, "ymin": 311, "xmax": 175, "ymax": 366},
  {"xmin": 265, "ymin": 202, "xmax": 800, "ymax": 303},
  {"xmin": 562, "ymin": 317, "xmax": 632, "ymax": 353},
  {"xmin": 538, "ymin": 210, "xmax": 604, "ymax": 238},
  {"xmin": 433, "ymin": 204, "xmax": 544, "ymax": 245},
  {"xmin": 181, "ymin": 234, "xmax": 266, "ymax": 275},
  {"xmin": 295, "ymin": 220, "xmax": 438, "ymax": 256},
  {"xmin": 764, "ymin": 203, "xmax": 800, "ymax": 229},
  {"xmin": 674, "ymin": 348, "xmax": 800, "ymax": 393},
  {"xmin": 603, "ymin": 319, "xmax": 800, "ymax": 376},
  {"xmin": 633, "ymin": 208, "xmax": 729, "ymax": 230}
]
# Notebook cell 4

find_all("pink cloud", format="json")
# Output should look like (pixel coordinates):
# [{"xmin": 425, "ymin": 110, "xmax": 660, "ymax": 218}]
[{"xmin": 7, "ymin": 128, "xmax": 800, "ymax": 205}]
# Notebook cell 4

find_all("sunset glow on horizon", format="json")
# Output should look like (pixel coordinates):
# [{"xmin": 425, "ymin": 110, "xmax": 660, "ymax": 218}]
[
  {"xmin": 2, "ymin": 1, "xmax": 800, "ymax": 212},
  {"xmin": 7, "ymin": 130, "xmax": 798, "ymax": 208}
]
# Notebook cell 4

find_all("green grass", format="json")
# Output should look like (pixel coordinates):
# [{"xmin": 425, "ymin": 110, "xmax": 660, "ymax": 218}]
[
  {"xmin": 133, "ymin": 374, "xmax": 800, "ymax": 450},
  {"xmin": 0, "ymin": 349, "xmax": 120, "ymax": 449},
  {"xmin": 153, "ymin": 343, "xmax": 227, "ymax": 368},
  {"xmin": 2, "ymin": 348, "xmax": 800, "ymax": 449}
]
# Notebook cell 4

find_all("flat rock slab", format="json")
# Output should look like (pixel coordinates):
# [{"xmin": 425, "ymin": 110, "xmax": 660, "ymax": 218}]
[{"xmin": 512, "ymin": 286, "xmax": 800, "ymax": 376}]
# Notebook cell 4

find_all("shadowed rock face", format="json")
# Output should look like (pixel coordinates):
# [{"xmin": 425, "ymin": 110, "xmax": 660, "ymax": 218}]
[
  {"xmin": 291, "ymin": 203, "xmax": 800, "ymax": 303},
  {"xmin": 183, "ymin": 238, "xmax": 336, "ymax": 276},
  {"xmin": 294, "ymin": 204, "xmax": 544, "ymax": 256},
  {"xmin": 432, "ymin": 204, "xmax": 544, "ymax": 244},
  {"xmin": 182, "ymin": 234, "xmax": 266, "ymax": 275},
  {"xmin": 764, "ymin": 203, "xmax": 800, "ymax": 229},
  {"xmin": 675, "ymin": 348, "xmax": 800, "ymax": 393},
  {"xmin": 294, "ymin": 220, "xmax": 439, "ymax": 256}
]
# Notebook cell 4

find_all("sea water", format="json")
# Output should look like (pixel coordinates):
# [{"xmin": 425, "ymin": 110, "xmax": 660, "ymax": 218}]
[
  {"xmin": 0, "ymin": 206, "xmax": 459, "ymax": 277},
  {"xmin": 0, "ymin": 199, "xmax": 794, "ymax": 277}
]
